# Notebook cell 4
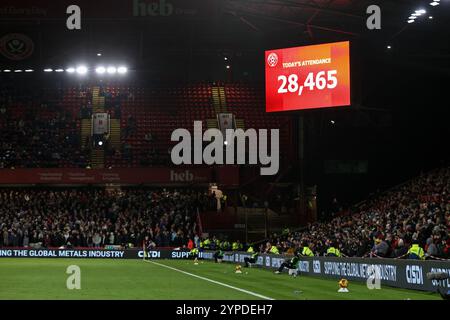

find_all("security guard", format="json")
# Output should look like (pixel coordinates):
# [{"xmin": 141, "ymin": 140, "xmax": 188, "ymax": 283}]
[
  {"xmin": 247, "ymin": 246, "xmax": 254, "ymax": 253},
  {"xmin": 190, "ymin": 247, "xmax": 200, "ymax": 264},
  {"xmin": 301, "ymin": 242, "xmax": 314, "ymax": 257},
  {"xmin": 326, "ymin": 242, "xmax": 341, "ymax": 257},
  {"xmin": 215, "ymin": 238, "xmax": 221, "ymax": 249},
  {"xmin": 221, "ymin": 240, "xmax": 230, "ymax": 251},
  {"xmin": 203, "ymin": 238, "xmax": 211, "ymax": 250},
  {"xmin": 210, "ymin": 237, "xmax": 219, "ymax": 250},
  {"xmin": 269, "ymin": 244, "xmax": 279, "ymax": 254},
  {"xmin": 232, "ymin": 241, "xmax": 239, "ymax": 251},
  {"xmin": 407, "ymin": 240, "xmax": 425, "ymax": 260}
]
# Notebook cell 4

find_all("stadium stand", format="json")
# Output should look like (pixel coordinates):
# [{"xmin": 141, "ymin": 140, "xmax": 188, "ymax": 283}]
[
  {"xmin": 1, "ymin": 82, "xmax": 292, "ymax": 169},
  {"xmin": 1, "ymin": 168, "xmax": 448, "ymax": 261},
  {"xmin": 0, "ymin": 86, "xmax": 86, "ymax": 168},
  {"xmin": 263, "ymin": 167, "xmax": 450, "ymax": 259},
  {"xmin": 0, "ymin": 188, "xmax": 213, "ymax": 248}
]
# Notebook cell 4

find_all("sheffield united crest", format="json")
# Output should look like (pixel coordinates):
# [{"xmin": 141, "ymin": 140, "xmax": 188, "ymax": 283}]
[{"xmin": 0, "ymin": 33, "xmax": 34, "ymax": 61}]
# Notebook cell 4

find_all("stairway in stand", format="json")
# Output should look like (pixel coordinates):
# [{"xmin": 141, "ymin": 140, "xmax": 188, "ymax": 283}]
[
  {"xmin": 109, "ymin": 119, "xmax": 121, "ymax": 150},
  {"xmin": 211, "ymin": 87, "xmax": 221, "ymax": 114},
  {"xmin": 235, "ymin": 118, "xmax": 245, "ymax": 130},
  {"xmin": 90, "ymin": 86, "xmax": 106, "ymax": 168},
  {"xmin": 209, "ymin": 86, "xmax": 245, "ymax": 131},
  {"xmin": 218, "ymin": 87, "xmax": 227, "ymax": 112},
  {"xmin": 208, "ymin": 86, "xmax": 244, "ymax": 130},
  {"xmin": 80, "ymin": 119, "xmax": 91, "ymax": 147},
  {"xmin": 211, "ymin": 87, "xmax": 227, "ymax": 112},
  {"xmin": 206, "ymin": 119, "xmax": 218, "ymax": 130},
  {"xmin": 92, "ymin": 87, "xmax": 105, "ymax": 113},
  {"xmin": 91, "ymin": 149, "xmax": 104, "ymax": 169}
]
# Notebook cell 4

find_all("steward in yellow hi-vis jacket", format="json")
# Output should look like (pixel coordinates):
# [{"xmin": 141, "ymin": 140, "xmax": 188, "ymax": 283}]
[
  {"xmin": 407, "ymin": 241, "xmax": 425, "ymax": 260},
  {"xmin": 203, "ymin": 238, "xmax": 211, "ymax": 249},
  {"xmin": 301, "ymin": 242, "xmax": 314, "ymax": 257},
  {"xmin": 190, "ymin": 247, "xmax": 199, "ymax": 264},
  {"xmin": 269, "ymin": 245, "xmax": 279, "ymax": 254},
  {"xmin": 190, "ymin": 247, "xmax": 199, "ymax": 258},
  {"xmin": 326, "ymin": 242, "xmax": 341, "ymax": 257}
]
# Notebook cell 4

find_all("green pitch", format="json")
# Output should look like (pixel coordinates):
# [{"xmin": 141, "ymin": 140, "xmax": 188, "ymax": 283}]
[{"xmin": 0, "ymin": 258, "xmax": 440, "ymax": 300}]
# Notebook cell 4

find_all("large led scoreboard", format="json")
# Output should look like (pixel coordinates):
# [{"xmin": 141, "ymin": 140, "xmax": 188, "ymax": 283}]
[{"xmin": 265, "ymin": 41, "xmax": 350, "ymax": 112}]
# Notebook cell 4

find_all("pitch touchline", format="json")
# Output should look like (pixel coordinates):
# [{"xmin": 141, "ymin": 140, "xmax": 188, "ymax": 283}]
[{"xmin": 144, "ymin": 260, "xmax": 275, "ymax": 300}]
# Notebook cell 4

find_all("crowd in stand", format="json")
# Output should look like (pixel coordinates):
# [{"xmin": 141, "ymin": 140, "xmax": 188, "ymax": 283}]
[
  {"xmin": 267, "ymin": 167, "xmax": 450, "ymax": 259},
  {"xmin": 0, "ymin": 188, "xmax": 215, "ymax": 249},
  {"xmin": 0, "ymin": 167, "xmax": 448, "ymax": 261},
  {"xmin": 0, "ymin": 85, "xmax": 89, "ymax": 168},
  {"xmin": 0, "ymin": 84, "xmax": 174, "ymax": 168},
  {"xmin": 0, "ymin": 112, "xmax": 88, "ymax": 168}
]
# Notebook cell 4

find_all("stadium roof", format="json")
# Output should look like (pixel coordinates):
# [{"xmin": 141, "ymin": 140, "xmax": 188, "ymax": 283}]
[{"xmin": 1, "ymin": 1, "xmax": 448, "ymax": 57}]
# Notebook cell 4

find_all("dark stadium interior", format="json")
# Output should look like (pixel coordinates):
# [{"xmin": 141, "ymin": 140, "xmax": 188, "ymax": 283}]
[{"xmin": 0, "ymin": 0, "xmax": 449, "ymax": 262}]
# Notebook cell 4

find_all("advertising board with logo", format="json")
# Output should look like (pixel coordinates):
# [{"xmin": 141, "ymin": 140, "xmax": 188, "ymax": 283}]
[
  {"xmin": 206, "ymin": 252, "xmax": 449, "ymax": 293},
  {"xmin": 2, "ymin": 248, "xmax": 448, "ymax": 292}
]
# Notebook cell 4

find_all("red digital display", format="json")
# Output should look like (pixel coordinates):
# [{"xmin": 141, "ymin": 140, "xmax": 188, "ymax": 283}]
[{"xmin": 265, "ymin": 41, "xmax": 350, "ymax": 112}]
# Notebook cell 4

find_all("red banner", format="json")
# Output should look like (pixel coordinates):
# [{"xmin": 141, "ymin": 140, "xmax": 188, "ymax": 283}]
[
  {"xmin": 0, "ymin": 167, "xmax": 240, "ymax": 185},
  {"xmin": 265, "ymin": 41, "xmax": 351, "ymax": 112}
]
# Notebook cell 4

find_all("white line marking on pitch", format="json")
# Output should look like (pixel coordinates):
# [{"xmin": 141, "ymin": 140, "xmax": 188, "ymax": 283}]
[{"xmin": 144, "ymin": 260, "xmax": 274, "ymax": 300}]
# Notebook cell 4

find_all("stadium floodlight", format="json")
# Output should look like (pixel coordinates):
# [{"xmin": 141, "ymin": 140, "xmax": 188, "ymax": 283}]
[
  {"xmin": 66, "ymin": 67, "xmax": 75, "ymax": 73},
  {"xmin": 387, "ymin": 45, "xmax": 392, "ymax": 49},
  {"xmin": 44, "ymin": 68, "xmax": 53, "ymax": 72},
  {"xmin": 14, "ymin": 69, "xmax": 23, "ymax": 73},
  {"xmin": 430, "ymin": 2, "xmax": 439, "ymax": 6},
  {"xmin": 407, "ymin": 19, "xmax": 415, "ymax": 23},
  {"xmin": 408, "ymin": 15, "xmax": 417, "ymax": 19},
  {"xmin": 76, "ymin": 66, "xmax": 88, "ymax": 75},
  {"xmin": 415, "ymin": 9, "xmax": 426, "ymax": 15},
  {"xmin": 117, "ymin": 66, "xmax": 127, "ymax": 74},
  {"xmin": 97, "ymin": 53, "xmax": 102, "ymax": 56},
  {"xmin": 224, "ymin": 140, "xmax": 228, "ymax": 146},
  {"xmin": 55, "ymin": 69, "xmax": 64, "ymax": 72},
  {"xmin": 226, "ymin": 65, "xmax": 230, "ymax": 69},
  {"xmin": 98, "ymin": 141, "xmax": 103, "ymax": 146},
  {"xmin": 96, "ymin": 66, "xmax": 106, "ymax": 74},
  {"xmin": 107, "ymin": 66, "xmax": 117, "ymax": 74},
  {"xmin": 224, "ymin": 57, "xmax": 228, "ymax": 61},
  {"xmin": 3, "ymin": 69, "xmax": 11, "ymax": 72},
  {"xmin": 25, "ymin": 69, "xmax": 34, "ymax": 72},
  {"xmin": 429, "ymin": 16, "xmax": 434, "ymax": 19}
]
